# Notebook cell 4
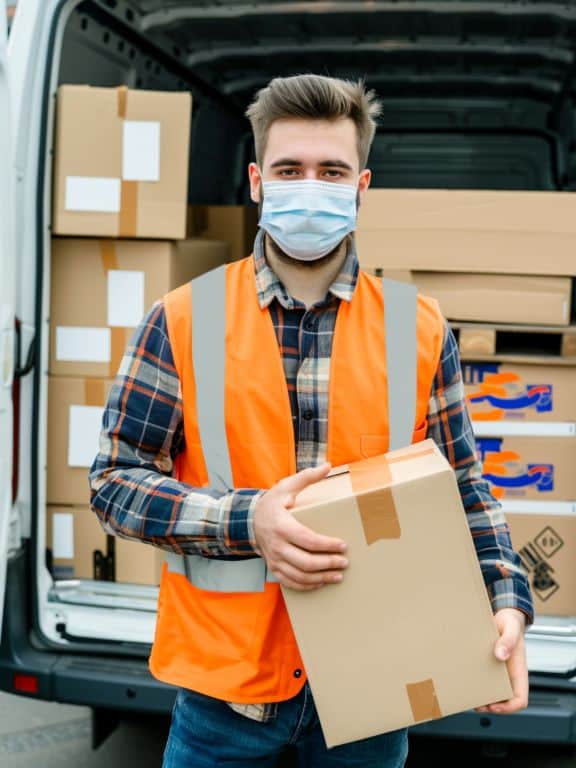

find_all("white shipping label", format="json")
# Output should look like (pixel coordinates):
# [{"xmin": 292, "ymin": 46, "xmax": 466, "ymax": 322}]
[
  {"xmin": 68, "ymin": 405, "xmax": 105, "ymax": 468},
  {"xmin": 52, "ymin": 513, "xmax": 74, "ymax": 560},
  {"xmin": 56, "ymin": 327, "xmax": 111, "ymax": 363},
  {"xmin": 122, "ymin": 121, "xmax": 161, "ymax": 182},
  {"xmin": 107, "ymin": 270, "xmax": 145, "ymax": 327},
  {"xmin": 65, "ymin": 177, "xmax": 121, "ymax": 213}
]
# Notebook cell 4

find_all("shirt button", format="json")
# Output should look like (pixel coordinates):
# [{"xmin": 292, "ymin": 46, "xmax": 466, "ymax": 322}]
[
  {"xmin": 294, "ymin": 669, "xmax": 302, "ymax": 678},
  {"xmin": 302, "ymin": 410, "xmax": 314, "ymax": 421},
  {"xmin": 304, "ymin": 319, "xmax": 315, "ymax": 331}
]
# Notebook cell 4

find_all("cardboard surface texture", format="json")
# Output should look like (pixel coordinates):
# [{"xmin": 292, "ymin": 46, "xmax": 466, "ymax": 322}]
[
  {"xmin": 356, "ymin": 189, "xmax": 576, "ymax": 276},
  {"xmin": 380, "ymin": 271, "xmax": 571, "ymax": 326},
  {"xmin": 53, "ymin": 85, "xmax": 191, "ymax": 239},
  {"xmin": 47, "ymin": 377, "xmax": 114, "ymax": 505},
  {"xmin": 462, "ymin": 363, "xmax": 576, "ymax": 422},
  {"xmin": 282, "ymin": 440, "xmax": 512, "ymax": 748},
  {"xmin": 50, "ymin": 237, "xmax": 229, "ymax": 378},
  {"xmin": 47, "ymin": 506, "xmax": 107, "ymax": 580},
  {"xmin": 507, "ymin": 513, "xmax": 576, "ymax": 617},
  {"xmin": 475, "ymin": 437, "xmax": 576, "ymax": 501},
  {"xmin": 47, "ymin": 506, "xmax": 165, "ymax": 585},
  {"xmin": 187, "ymin": 205, "xmax": 259, "ymax": 262}
]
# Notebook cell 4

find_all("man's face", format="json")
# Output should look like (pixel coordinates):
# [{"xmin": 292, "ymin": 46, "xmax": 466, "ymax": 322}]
[{"xmin": 249, "ymin": 117, "xmax": 371, "ymax": 204}]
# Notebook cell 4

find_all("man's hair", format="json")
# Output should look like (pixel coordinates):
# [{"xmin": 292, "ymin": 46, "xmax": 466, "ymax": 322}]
[{"xmin": 245, "ymin": 74, "xmax": 382, "ymax": 170}]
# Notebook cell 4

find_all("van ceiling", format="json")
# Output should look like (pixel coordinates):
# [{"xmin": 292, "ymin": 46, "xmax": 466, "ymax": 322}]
[{"xmin": 74, "ymin": 1, "xmax": 576, "ymax": 190}]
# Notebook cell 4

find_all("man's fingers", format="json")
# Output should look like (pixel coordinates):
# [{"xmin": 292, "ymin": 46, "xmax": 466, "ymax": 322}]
[
  {"xmin": 272, "ymin": 561, "xmax": 344, "ymax": 588},
  {"xmin": 283, "ymin": 516, "xmax": 347, "ymax": 554},
  {"xmin": 280, "ymin": 463, "xmax": 332, "ymax": 497}
]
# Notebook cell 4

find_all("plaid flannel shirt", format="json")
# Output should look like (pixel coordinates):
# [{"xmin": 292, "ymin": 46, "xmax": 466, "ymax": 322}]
[{"xmin": 90, "ymin": 229, "xmax": 534, "ymax": 722}]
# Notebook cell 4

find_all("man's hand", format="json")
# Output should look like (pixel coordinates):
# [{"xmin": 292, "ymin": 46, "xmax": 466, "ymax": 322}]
[
  {"xmin": 254, "ymin": 463, "xmax": 349, "ymax": 591},
  {"xmin": 476, "ymin": 608, "xmax": 529, "ymax": 715}
]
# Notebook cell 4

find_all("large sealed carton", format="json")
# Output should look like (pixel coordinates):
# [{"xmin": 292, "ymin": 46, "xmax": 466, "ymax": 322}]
[
  {"xmin": 463, "ymin": 363, "xmax": 576, "ymax": 422},
  {"xmin": 506, "ymin": 512, "xmax": 576, "ymax": 617},
  {"xmin": 47, "ymin": 506, "xmax": 165, "ymax": 585},
  {"xmin": 187, "ymin": 205, "xmax": 259, "ymax": 262},
  {"xmin": 53, "ymin": 85, "xmax": 192, "ymax": 239},
  {"xmin": 475, "ymin": 437, "xmax": 576, "ymax": 501},
  {"xmin": 379, "ymin": 271, "xmax": 572, "ymax": 326},
  {"xmin": 282, "ymin": 440, "xmax": 512, "ymax": 748},
  {"xmin": 50, "ymin": 237, "xmax": 229, "ymax": 378},
  {"xmin": 47, "ymin": 377, "xmax": 113, "ymax": 506},
  {"xmin": 356, "ymin": 189, "xmax": 576, "ymax": 276}
]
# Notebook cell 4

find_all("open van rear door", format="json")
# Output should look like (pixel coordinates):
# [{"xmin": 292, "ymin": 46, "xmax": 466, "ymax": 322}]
[{"xmin": 0, "ymin": 0, "xmax": 16, "ymax": 639}]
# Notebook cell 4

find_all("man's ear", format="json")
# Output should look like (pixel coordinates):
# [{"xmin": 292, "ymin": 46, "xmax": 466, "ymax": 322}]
[
  {"xmin": 357, "ymin": 168, "xmax": 371, "ymax": 206},
  {"xmin": 249, "ymin": 163, "xmax": 263, "ymax": 203}
]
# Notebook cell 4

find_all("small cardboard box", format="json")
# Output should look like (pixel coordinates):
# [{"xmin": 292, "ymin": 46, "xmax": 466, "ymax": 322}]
[
  {"xmin": 53, "ymin": 85, "xmax": 192, "ymax": 239},
  {"xmin": 379, "ymin": 271, "xmax": 572, "ymax": 326},
  {"xmin": 47, "ymin": 506, "xmax": 165, "ymax": 585},
  {"xmin": 187, "ymin": 205, "xmax": 259, "ymax": 262},
  {"xmin": 47, "ymin": 377, "xmax": 114, "ymax": 506},
  {"xmin": 282, "ymin": 440, "xmax": 512, "ymax": 748},
  {"xmin": 475, "ymin": 437, "xmax": 576, "ymax": 501},
  {"xmin": 463, "ymin": 363, "xmax": 576, "ymax": 422},
  {"xmin": 356, "ymin": 189, "xmax": 576, "ymax": 276},
  {"xmin": 506, "ymin": 512, "xmax": 576, "ymax": 617},
  {"xmin": 50, "ymin": 237, "xmax": 229, "ymax": 378},
  {"xmin": 47, "ymin": 506, "xmax": 107, "ymax": 580}
]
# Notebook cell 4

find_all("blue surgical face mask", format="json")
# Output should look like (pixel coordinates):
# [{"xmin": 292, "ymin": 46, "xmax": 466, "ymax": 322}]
[{"xmin": 259, "ymin": 179, "xmax": 358, "ymax": 261}]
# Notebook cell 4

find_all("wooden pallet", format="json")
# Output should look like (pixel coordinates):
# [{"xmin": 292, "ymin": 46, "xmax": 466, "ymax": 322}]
[{"xmin": 450, "ymin": 322, "xmax": 576, "ymax": 364}]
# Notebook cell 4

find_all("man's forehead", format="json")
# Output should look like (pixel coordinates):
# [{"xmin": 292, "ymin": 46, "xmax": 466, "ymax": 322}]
[{"xmin": 264, "ymin": 117, "xmax": 357, "ymax": 163}]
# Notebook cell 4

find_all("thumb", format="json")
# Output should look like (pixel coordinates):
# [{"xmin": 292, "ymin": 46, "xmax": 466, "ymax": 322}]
[
  {"xmin": 282, "ymin": 462, "xmax": 332, "ymax": 501},
  {"xmin": 494, "ymin": 619, "xmax": 521, "ymax": 661}
]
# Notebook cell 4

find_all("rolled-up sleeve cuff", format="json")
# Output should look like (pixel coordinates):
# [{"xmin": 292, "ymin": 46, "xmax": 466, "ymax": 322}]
[
  {"xmin": 222, "ymin": 490, "xmax": 265, "ymax": 555},
  {"xmin": 487, "ymin": 577, "xmax": 535, "ymax": 627}
]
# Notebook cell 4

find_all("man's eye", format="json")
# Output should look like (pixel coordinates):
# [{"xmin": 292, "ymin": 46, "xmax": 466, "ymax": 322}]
[
  {"xmin": 278, "ymin": 169, "xmax": 300, "ymax": 177},
  {"xmin": 322, "ymin": 170, "xmax": 343, "ymax": 178}
]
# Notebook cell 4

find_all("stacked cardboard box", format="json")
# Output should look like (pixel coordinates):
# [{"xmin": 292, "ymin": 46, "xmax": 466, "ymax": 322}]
[
  {"xmin": 357, "ymin": 189, "xmax": 576, "ymax": 618},
  {"xmin": 48, "ymin": 85, "xmax": 250, "ymax": 586}
]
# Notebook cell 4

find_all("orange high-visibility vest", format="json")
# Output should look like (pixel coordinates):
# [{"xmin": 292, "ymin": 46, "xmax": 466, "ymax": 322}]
[{"xmin": 148, "ymin": 256, "xmax": 444, "ymax": 703}]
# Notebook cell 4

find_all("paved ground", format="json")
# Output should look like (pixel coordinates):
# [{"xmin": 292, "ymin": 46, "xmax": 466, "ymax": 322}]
[{"xmin": 1, "ymin": 691, "xmax": 576, "ymax": 767}]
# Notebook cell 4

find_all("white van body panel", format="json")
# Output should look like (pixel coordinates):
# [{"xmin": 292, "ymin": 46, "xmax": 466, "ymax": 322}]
[{"xmin": 0, "ymin": 0, "xmax": 15, "ymax": 638}]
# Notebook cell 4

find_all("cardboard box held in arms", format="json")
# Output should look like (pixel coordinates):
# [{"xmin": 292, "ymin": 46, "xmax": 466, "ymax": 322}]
[
  {"xmin": 53, "ymin": 85, "xmax": 192, "ymax": 239},
  {"xmin": 506, "ymin": 512, "xmax": 576, "ymax": 618},
  {"xmin": 50, "ymin": 237, "xmax": 229, "ymax": 378},
  {"xmin": 282, "ymin": 440, "xmax": 512, "ymax": 748},
  {"xmin": 462, "ymin": 362, "xmax": 576, "ymax": 422},
  {"xmin": 356, "ymin": 189, "xmax": 576, "ymax": 276},
  {"xmin": 378, "ymin": 271, "xmax": 572, "ymax": 326}
]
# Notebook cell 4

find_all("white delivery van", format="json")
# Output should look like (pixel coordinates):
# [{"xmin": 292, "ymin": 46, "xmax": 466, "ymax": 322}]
[{"xmin": 1, "ymin": 0, "xmax": 576, "ymax": 752}]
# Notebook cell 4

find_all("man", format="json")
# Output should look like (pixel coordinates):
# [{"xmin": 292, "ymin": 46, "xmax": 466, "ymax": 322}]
[{"xmin": 90, "ymin": 74, "xmax": 533, "ymax": 768}]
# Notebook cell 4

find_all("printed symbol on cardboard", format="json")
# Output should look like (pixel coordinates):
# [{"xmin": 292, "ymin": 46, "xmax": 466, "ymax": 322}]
[
  {"xmin": 531, "ymin": 560, "xmax": 559, "ymax": 602},
  {"xmin": 534, "ymin": 526, "xmax": 564, "ymax": 560}
]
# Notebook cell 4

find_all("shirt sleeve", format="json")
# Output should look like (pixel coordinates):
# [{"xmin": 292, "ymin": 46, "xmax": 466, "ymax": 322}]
[
  {"xmin": 426, "ymin": 322, "xmax": 535, "ymax": 627},
  {"xmin": 89, "ymin": 300, "xmax": 261, "ymax": 556}
]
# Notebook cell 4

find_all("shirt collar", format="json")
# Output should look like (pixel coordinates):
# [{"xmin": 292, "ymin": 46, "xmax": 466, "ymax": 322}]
[{"xmin": 253, "ymin": 229, "xmax": 359, "ymax": 310}]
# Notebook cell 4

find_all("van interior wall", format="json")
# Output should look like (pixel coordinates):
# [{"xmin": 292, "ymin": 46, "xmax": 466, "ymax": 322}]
[{"xmin": 58, "ymin": 0, "xmax": 576, "ymax": 192}]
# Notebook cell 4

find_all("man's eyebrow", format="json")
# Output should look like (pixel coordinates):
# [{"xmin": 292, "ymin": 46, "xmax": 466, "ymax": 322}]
[{"xmin": 269, "ymin": 158, "xmax": 354, "ymax": 170}]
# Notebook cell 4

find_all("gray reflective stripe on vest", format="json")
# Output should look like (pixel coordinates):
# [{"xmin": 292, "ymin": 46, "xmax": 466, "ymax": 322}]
[
  {"xmin": 382, "ymin": 279, "xmax": 418, "ymax": 450},
  {"xmin": 165, "ymin": 268, "xmax": 273, "ymax": 592}
]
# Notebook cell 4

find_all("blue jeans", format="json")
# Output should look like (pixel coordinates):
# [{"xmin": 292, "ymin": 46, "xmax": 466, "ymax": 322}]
[{"xmin": 162, "ymin": 682, "xmax": 409, "ymax": 767}]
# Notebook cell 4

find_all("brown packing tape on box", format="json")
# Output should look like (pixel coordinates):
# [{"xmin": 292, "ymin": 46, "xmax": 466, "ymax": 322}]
[
  {"xmin": 348, "ymin": 446, "xmax": 436, "ymax": 545},
  {"xmin": 99, "ymin": 240, "xmax": 130, "ymax": 377},
  {"xmin": 407, "ymin": 679, "xmax": 443, "ymax": 722},
  {"xmin": 116, "ymin": 86, "xmax": 138, "ymax": 238},
  {"xmin": 84, "ymin": 378, "xmax": 107, "ymax": 407}
]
